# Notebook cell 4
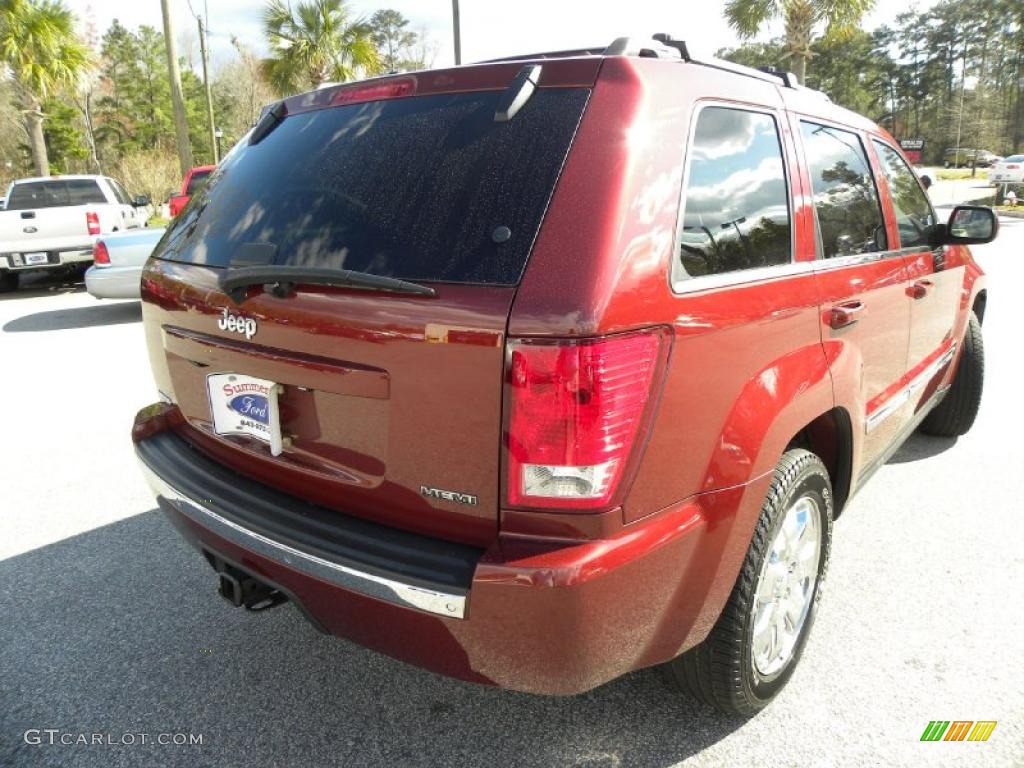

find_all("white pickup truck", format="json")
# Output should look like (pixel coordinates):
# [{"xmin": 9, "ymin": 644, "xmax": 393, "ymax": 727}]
[{"xmin": 0, "ymin": 175, "xmax": 150, "ymax": 292}]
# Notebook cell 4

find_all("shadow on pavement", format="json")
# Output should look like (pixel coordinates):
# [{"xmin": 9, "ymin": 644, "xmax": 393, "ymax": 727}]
[
  {"xmin": 0, "ymin": 512, "xmax": 742, "ymax": 768},
  {"xmin": 3, "ymin": 301, "xmax": 141, "ymax": 332},
  {"xmin": 887, "ymin": 432, "xmax": 958, "ymax": 464},
  {"xmin": 0, "ymin": 270, "xmax": 87, "ymax": 301}
]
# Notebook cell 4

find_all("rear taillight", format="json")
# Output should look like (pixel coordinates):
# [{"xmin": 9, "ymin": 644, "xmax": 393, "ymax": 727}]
[
  {"xmin": 92, "ymin": 240, "xmax": 109, "ymax": 265},
  {"xmin": 1007, "ymin": 164, "xmax": 1020, "ymax": 170},
  {"xmin": 506, "ymin": 329, "xmax": 665, "ymax": 510},
  {"xmin": 86, "ymin": 211, "xmax": 100, "ymax": 235}
]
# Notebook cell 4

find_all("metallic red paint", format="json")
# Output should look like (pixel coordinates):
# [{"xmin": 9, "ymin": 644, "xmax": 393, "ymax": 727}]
[{"xmin": 136, "ymin": 52, "xmax": 990, "ymax": 693}]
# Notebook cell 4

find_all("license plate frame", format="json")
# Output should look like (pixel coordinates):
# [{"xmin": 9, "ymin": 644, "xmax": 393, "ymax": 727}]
[{"xmin": 206, "ymin": 373, "xmax": 284, "ymax": 455}]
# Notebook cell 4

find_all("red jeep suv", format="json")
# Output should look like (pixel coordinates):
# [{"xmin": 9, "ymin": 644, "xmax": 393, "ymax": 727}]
[{"xmin": 133, "ymin": 36, "xmax": 997, "ymax": 714}]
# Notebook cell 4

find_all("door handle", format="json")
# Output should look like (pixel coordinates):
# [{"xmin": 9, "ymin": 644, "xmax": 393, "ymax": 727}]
[
  {"xmin": 828, "ymin": 301, "xmax": 866, "ymax": 329},
  {"xmin": 908, "ymin": 279, "xmax": 934, "ymax": 300}
]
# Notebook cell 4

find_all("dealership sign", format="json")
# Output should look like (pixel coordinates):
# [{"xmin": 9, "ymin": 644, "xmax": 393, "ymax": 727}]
[{"xmin": 899, "ymin": 138, "xmax": 925, "ymax": 164}]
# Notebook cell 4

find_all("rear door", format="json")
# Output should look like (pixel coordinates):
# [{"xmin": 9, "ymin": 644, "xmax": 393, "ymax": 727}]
[
  {"xmin": 142, "ymin": 74, "xmax": 594, "ymax": 547},
  {"xmin": 871, "ymin": 140, "xmax": 959, "ymax": 409},
  {"xmin": 106, "ymin": 178, "xmax": 141, "ymax": 229},
  {"xmin": 795, "ymin": 119, "xmax": 913, "ymax": 466}
]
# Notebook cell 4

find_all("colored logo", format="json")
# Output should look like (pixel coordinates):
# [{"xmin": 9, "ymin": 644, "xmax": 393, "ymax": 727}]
[
  {"xmin": 920, "ymin": 721, "xmax": 997, "ymax": 742},
  {"xmin": 228, "ymin": 394, "xmax": 269, "ymax": 424}
]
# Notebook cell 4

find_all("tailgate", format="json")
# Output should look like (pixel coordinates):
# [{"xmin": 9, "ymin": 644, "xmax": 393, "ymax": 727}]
[
  {"xmin": 141, "ymin": 70, "xmax": 593, "ymax": 547},
  {"xmin": 145, "ymin": 260, "xmax": 510, "ymax": 547},
  {"xmin": 0, "ymin": 208, "xmax": 90, "ymax": 250}
]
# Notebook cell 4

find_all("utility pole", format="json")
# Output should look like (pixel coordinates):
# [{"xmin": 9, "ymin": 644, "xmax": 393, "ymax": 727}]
[
  {"xmin": 451, "ymin": 0, "xmax": 461, "ymax": 65},
  {"xmin": 197, "ymin": 14, "xmax": 218, "ymax": 163},
  {"xmin": 954, "ymin": 52, "xmax": 966, "ymax": 173},
  {"xmin": 160, "ymin": 0, "xmax": 194, "ymax": 176}
]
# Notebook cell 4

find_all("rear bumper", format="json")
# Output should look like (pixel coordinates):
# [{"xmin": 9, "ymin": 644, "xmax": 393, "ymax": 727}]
[
  {"xmin": 85, "ymin": 264, "xmax": 143, "ymax": 299},
  {"xmin": 1, "ymin": 247, "xmax": 93, "ymax": 270},
  {"xmin": 134, "ymin": 407, "xmax": 770, "ymax": 695}
]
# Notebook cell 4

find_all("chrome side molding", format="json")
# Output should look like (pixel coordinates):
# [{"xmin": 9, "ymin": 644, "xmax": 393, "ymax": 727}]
[{"xmin": 865, "ymin": 343, "xmax": 958, "ymax": 434}]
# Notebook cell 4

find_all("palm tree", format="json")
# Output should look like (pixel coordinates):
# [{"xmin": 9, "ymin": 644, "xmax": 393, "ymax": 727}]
[
  {"xmin": 725, "ymin": 0, "xmax": 875, "ymax": 84},
  {"xmin": 262, "ymin": 0, "xmax": 380, "ymax": 95},
  {"xmin": 0, "ymin": 0, "xmax": 91, "ymax": 177}
]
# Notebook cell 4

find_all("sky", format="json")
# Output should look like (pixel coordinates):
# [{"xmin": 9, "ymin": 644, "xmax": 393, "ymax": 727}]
[{"xmin": 71, "ymin": 0, "xmax": 937, "ymax": 75}]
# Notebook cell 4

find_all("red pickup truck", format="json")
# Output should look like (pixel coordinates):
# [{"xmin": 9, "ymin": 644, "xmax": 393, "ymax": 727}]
[
  {"xmin": 133, "ymin": 36, "xmax": 997, "ymax": 714},
  {"xmin": 168, "ymin": 165, "xmax": 215, "ymax": 217}
]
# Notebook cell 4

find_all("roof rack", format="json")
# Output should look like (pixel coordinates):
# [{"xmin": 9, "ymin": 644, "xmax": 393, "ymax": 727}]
[
  {"xmin": 604, "ymin": 36, "xmax": 680, "ymax": 59},
  {"xmin": 756, "ymin": 66, "xmax": 797, "ymax": 88},
  {"xmin": 476, "ymin": 34, "xmax": 830, "ymax": 99}
]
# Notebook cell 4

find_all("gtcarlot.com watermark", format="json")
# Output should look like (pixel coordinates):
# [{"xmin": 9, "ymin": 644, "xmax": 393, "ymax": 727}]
[{"xmin": 24, "ymin": 729, "xmax": 203, "ymax": 747}]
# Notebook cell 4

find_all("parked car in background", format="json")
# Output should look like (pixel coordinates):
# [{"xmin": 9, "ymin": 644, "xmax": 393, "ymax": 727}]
[
  {"xmin": 133, "ymin": 36, "xmax": 997, "ymax": 716},
  {"xmin": 169, "ymin": 165, "xmax": 215, "ymax": 217},
  {"xmin": 0, "ymin": 196, "xmax": 6, "ymax": 210},
  {"xmin": 942, "ymin": 148, "xmax": 1001, "ymax": 168},
  {"xmin": 989, "ymin": 154, "xmax": 1024, "ymax": 185},
  {"xmin": 85, "ymin": 227, "xmax": 165, "ymax": 299},
  {"xmin": 0, "ymin": 175, "xmax": 149, "ymax": 292}
]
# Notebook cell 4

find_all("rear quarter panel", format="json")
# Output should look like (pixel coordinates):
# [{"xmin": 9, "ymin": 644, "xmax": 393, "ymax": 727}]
[{"xmin": 512, "ymin": 61, "xmax": 832, "ymax": 519}]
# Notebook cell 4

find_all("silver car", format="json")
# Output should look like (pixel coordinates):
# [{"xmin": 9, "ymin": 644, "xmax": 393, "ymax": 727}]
[
  {"xmin": 85, "ymin": 227, "xmax": 165, "ymax": 299},
  {"xmin": 989, "ymin": 154, "xmax": 1024, "ymax": 185}
]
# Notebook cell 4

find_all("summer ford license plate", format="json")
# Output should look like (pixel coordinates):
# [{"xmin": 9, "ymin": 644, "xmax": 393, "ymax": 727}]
[
  {"xmin": 207, "ymin": 373, "xmax": 284, "ymax": 455},
  {"xmin": 24, "ymin": 252, "xmax": 48, "ymax": 265}
]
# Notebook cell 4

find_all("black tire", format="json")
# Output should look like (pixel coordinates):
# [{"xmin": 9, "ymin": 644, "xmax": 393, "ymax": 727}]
[
  {"xmin": 668, "ymin": 449, "xmax": 833, "ymax": 715},
  {"xmin": 920, "ymin": 312, "xmax": 984, "ymax": 437},
  {"xmin": 0, "ymin": 271, "xmax": 18, "ymax": 293}
]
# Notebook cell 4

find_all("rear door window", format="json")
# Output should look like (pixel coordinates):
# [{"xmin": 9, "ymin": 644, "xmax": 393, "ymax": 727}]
[
  {"xmin": 872, "ymin": 141, "xmax": 935, "ymax": 249},
  {"xmin": 108, "ymin": 179, "xmax": 132, "ymax": 205},
  {"xmin": 156, "ymin": 89, "xmax": 589, "ymax": 285},
  {"xmin": 674, "ymin": 106, "xmax": 792, "ymax": 281},
  {"xmin": 7, "ymin": 179, "xmax": 106, "ymax": 210},
  {"xmin": 800, "ymin": 122, "xmax": 887, "ymax": 258}
]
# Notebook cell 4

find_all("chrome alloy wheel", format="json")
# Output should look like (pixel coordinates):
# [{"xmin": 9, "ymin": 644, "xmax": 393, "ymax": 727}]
[{"xmin": 751, "ymin": 494, "xmax": 822, "ymax": 681}]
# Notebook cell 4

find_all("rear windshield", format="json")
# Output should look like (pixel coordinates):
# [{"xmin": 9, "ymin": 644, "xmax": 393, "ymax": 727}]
[
  {"xmin": 155, "ymin": 88, "xmax": 589, "ymax": 285},
  {"xmin": 185, "ymin": 169, "xmax": 212, "ymax": 195},
  {"xmin": 7, "ymin": 179, "xmax": 106, "ymax": 210}
]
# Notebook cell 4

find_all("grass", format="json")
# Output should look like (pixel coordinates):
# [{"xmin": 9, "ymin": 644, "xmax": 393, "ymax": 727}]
[
  {"xmin": 936, "ymin": 168, "xmax": 989, "ymax": 181},
  {"xmin": 146, "ymin": 215, "xmax": 170, "ymax": 228}
]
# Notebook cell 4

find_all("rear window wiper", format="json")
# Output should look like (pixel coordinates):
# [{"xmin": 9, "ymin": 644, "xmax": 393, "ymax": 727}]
[{"xmin": 219, "ymin": 265, "xmax": 437, "ymax": 303}]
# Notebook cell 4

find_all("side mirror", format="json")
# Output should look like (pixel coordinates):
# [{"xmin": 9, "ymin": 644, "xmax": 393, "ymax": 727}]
[
  {"xmin": 935, "ymin": 205, "xmax": 999, "ymax": 246},
  {"xmin": 134, "ymin": 194, "xmax": 151, "ymax": 207}
]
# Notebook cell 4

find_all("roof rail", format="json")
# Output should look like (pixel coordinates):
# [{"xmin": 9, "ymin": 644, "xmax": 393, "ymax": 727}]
[
  {"xmin": 475, "ymin": 34, "xmax": 831, "ymax": 101},
  {"xmin": 757, "ymin": 66, "xmax": 798, "ymax": 88},
  {"xmin": 603, "ymin": 37, "xmax": 680, "ymax": 59},
  {"xmin": 652, "ymin": 32, "xmax": 831, "ymax": 99},
  {"xmin": 651, "ymin": 33, "xmax": 692, "ymax": 59}
]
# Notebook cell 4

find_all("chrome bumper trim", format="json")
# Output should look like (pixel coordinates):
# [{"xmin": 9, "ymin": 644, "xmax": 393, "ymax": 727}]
[
  {"xmin": 865, "ymin": 343, "xmax": 958, "ymax": 434},
  {"xmin": 138, "ymin": 461, "xmax": 467, "ymax": 619}
]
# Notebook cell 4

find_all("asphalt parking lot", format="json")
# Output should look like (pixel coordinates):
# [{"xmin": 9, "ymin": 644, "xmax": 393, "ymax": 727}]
[{"xmin": 2, "ymin": 214, "xmax": 1022, "ymax": 768}]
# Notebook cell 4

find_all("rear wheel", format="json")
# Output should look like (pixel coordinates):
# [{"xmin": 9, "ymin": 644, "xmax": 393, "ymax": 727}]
[
  {"xmin": 668, "ymin": 449, "xmax": 833, "ymax": 715},
  {"xmin": 920, "ymin": 312, "xmax": 984, "ymax": 437},
  {"xmin": 0, "ymin": 271, "xmax": 18, "ymax": 293}
]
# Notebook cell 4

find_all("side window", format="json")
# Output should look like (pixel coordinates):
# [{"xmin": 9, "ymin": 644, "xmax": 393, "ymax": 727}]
[
  {"xmin": 108, "ymin": 179, "xmax": 131, "ymax": 205},
  {"xmin": 674, "ymin": 106, "xmax": 791, "ymax": 281},
  {"xmin": 872, "ymin": 141, "xmax": 935, "ymax": 249},
  {"xmin": 800, "ymin": 122, "xmax": 887, "ymax": 258}
]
